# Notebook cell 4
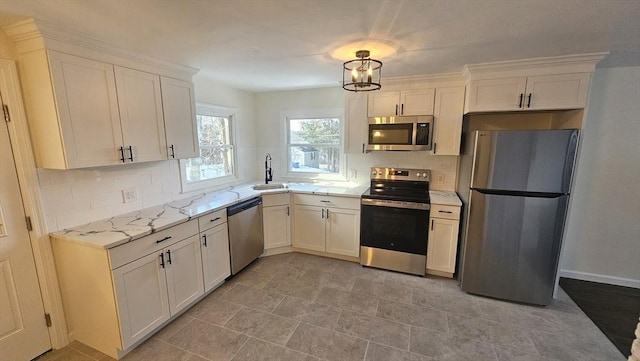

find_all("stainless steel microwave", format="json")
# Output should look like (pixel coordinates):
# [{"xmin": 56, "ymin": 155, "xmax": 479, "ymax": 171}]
[{"xmin": 367, "ymin": 116, "xmax": 434, "ymax": 151}]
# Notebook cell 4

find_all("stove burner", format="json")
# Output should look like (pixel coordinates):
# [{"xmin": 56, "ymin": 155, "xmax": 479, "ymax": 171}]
[{"xmin": 361, "ymin": 167, "xmax": 431, "ymax": 204}]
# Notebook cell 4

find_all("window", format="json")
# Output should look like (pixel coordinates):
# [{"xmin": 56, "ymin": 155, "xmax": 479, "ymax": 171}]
[
  {"xmin": 180, "ymin": 104, "xmax": 236, "ymax": 192},
  {"xmin": 284, "ymin": 108, "xmax": 344, "ymax": 180}
]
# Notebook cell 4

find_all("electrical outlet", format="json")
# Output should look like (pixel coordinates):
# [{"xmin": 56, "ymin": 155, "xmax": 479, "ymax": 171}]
[
  {"xmin": 437, "ymin": 174, "xmax": 445, "ymax": 184},
  {"xmin": 122, "ymin": 187, "xmax": 138, "ymax": 203}
]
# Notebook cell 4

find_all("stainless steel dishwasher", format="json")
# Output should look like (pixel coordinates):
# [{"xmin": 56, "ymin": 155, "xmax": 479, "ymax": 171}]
[{"xmin": 227, "ymin": 196, "xmax": 264, "ymax": 275}]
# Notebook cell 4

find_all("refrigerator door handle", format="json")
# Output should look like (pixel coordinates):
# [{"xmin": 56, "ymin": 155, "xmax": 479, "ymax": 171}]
[{"xmin": 562, "ymin": 130, "xmax": 579, "ymax": 193}]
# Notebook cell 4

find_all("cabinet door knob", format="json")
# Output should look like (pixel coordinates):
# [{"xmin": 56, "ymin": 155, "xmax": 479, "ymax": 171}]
[
  {"xmin": 119, "ymin": 146, "xmax": 125, "ymax": 163},
  {"xmin": 286, "ymin": 206, "xmax": 290, "ymax": 216},
  {"xmin": 321, "ymin": 209, "xmax": 325, "ymax": 219},
  {"xmin": 203, "ymin": 234, "xmax": 208, "ymax": 247},
  {"xmin": 127, "ymin": 145, "xmax": 134, "ymax": 162},
  {"xmin": 166, "ymin": 249, "xmax": 172, "ymax": 265},
  {"xmin": 159, "ymin": 253, "xmax": 165, "ymax": 268},
  {"xmin": 326, "ymin": 209, "xmax": 329, "ymax": 219},
  {"xmin": 169, "ymin": 144, "xmax": 175, "ymax": 159}
]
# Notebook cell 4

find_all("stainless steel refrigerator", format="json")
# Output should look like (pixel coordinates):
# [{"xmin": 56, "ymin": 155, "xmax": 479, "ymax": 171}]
[{"xmin": 459, "ymin": 129, "xmax": 579, "ymax": 305}]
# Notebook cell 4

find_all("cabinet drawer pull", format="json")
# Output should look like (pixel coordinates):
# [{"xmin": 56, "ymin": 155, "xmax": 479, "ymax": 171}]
[
  {"xmin": 210, "ymin": 217, "xmax": 221, "ymax": 222},
  {"xmin": 395, "ymin": 104, "xmax": 398, "ymax": 115},
  {"xmin": 159, "ymin": 253, "xmax": 165, "ymax": 268},
  {"xmin": 518, "ymin": 93, "xmax": 524, "ymax": 108},
  {"xmin": 156, "ymin": 236, "xmax": 172, "ymax": 244},
  {"xmin": 119, "ymin": 146, "xmax": 125, "ymax": 163},
  {"xmin": 321, "ymin": 209, "xmax": 325, "ymax": 219},
  {"xmin": 286, "ymin": 206, "xmax": 290, "ymax": 216},
  {"xmin": 203, "ymin": 234, "xmax": 208, "ymax": 247},
  {"xmin": 169, "ymin": 144, "xmax": 175, "ymax": 159},
  {"xmin": 431, "ymin": 219, "xmax": 434, "ymax": 231},
  {"xmin": 127, "ymin": 145, "xmax": 134, "ymax": 162},
  {"xmin": 326, "ymin": 209, "xmax": 329, "ymax": 219},
  {"xmin": 166, "ymin": 250, "xmax": 172, "ymax": 265},
  {"xmin": 320, "ymin": 200, "xmax": 331, "ymax": 203},
  {"xmin": 527, "ymin": 93, "xmax": 532, "ymax": 108},
  {"xmin": 438, "ymin": 210, "xmax": 453, "ymax": 214},
  {"xmin": 401, "ymin": 103, "xmax": 404, "ymax": 115}
]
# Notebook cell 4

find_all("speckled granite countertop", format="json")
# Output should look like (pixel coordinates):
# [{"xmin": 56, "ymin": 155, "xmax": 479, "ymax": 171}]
[{"xmin": 50, "ymin": 182, "xmax": 367, "ymax": 249}]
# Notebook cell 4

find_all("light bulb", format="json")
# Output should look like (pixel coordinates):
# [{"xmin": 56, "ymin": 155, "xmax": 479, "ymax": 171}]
[{"xmin": 351, "ymin": 67, "xmax": 357, "ymax": 83}]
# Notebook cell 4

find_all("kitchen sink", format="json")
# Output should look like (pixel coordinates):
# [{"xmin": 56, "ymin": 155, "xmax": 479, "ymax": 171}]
[{"xmin": 252, "ymin": 183, "xmax": 287, "ymax": 190}]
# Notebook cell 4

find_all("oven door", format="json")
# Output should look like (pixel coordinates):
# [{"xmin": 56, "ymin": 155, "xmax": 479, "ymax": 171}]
[{"xmin": 360, "ymin": 199, "xmax": 430, "ymax": 255}]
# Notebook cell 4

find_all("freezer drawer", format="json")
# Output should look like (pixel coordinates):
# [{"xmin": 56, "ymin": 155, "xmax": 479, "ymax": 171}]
[{"xmin": 460, "ymin": 190, "xmax": 568, "ymax": 305}]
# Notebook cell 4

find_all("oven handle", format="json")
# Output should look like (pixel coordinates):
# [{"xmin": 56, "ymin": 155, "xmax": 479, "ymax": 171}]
[{"xmin": 361, "ymin": 198, "xmax": 430, "ymax": 210}]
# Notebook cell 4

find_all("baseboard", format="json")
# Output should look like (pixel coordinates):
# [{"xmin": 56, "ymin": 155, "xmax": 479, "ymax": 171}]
[{"xmin": 559, "ymin": 269, "xmax": 640, "ymax": 289}]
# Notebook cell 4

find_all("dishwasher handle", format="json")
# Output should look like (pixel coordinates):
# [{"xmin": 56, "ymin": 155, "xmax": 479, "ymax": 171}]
[{"xmin": 227, "ymin": 196, "xmax": 262, "ymax": 216}]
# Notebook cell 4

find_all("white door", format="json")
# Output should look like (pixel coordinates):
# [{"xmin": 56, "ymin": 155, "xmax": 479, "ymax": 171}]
[
  {"xmin": 433, "ymin": 87, "xmax": 465, "ymax": 156},
  {"xmin": 112, "ymin": 251, "xmax": 170, "ymax": 349},
  {"xmin": 400, "ymin": 89, "xmax": 435, "ymax": 116},
  {"xmin": 201, "ymin": 223, "xmax": 231, "ymax": 292},
  {"xmin": 367, "ymin": 91, "xmax": 399, "ymax": 117},
  {"xmin": 48, "ymin": 51, "xmax": 123, "ymax": 168},
  {"xmin": 161, "ymin": 77, "xmax": 199, "ymax": 159},
  {"xmin": 524, "ymin": 73, "xmax": 591, "ymax": 110},
  {"xmin": 263, "ymin": 205, "xmax": 291, "ymax": 249},
  {"xmin": 0, "ymin": 112, "xmax": 51, "ymax": 360},
  {"xmin": 426, "ymin": 218, "xmax": 460, "ymax": 273},
  {"xmin": 325, "ymin": 208, "xmax": 360, "ymax": 257},
  {"xmin": 114, "ymin": 66, "xmax": 167, "ymax": 163},
  {"xmin": 164, "ymin": 235, "xmax": 204, "ymax": 315},
  {"xmin": 465, "ymin": 77, "xmax": 527, "ymax": 112},
  {"xmin": 292, "ymin": 205, "xmax": 325, "ymax": 252}
]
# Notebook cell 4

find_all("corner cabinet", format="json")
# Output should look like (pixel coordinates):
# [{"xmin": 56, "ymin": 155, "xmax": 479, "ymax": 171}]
[
  {"xmin": 7, "ymin": 20, "xmax": 198, "ymax": 169},
  {"xmin": 367, "ymin": 89, "xmax": 435, "ymax": 117},
  {"xmin": 263, "ymin": 193, "xmax": 292, "ymax": 249},
  {"xmin": 292, "ymin": 194, "xmax": 360, "ymax": 258},
  {"xmin": 426, "ymin": 204, "xmax": 461, "ymax": 277}
]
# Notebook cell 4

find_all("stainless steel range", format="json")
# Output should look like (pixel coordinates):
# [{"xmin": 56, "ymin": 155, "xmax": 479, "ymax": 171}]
[{"xmin": 360, "ymin": 167, "xmax": 430, "ymax": 276}]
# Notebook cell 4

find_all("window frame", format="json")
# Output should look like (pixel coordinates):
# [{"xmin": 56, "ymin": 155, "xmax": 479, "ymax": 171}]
[
  {"xmin": 179, "ymin": 103, "xmax": 237, "ymax": 193},
  {"xmin": 281, "ymin": 108, "xmax": 346, "ymax": 181}
]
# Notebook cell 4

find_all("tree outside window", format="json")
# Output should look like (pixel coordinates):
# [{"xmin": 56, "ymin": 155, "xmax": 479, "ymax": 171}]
[{"xmin": 288, "ymin": 117, "xmax": 342, "ymax": 175}]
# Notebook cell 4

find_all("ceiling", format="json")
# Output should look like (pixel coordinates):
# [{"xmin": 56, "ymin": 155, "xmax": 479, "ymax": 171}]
[{"xmin": 1, "ymin": 0, "xmax": 639, "ymax": 92}]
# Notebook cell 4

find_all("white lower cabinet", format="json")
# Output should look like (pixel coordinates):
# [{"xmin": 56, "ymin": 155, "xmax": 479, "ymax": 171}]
[
  {"xmin": 426, "ymin": 204, "xmax": 461, "ymax": 277},
  {"xmin": 200, "ymin": 223, "xmax": 231, "ymax": 292},
  {"xmin": 263, "ymin": 193, "xmax": 292, "ymax": 249},
  {"xmin": 292, "ymin": 194, "xmax": 360, "ymax": 258},
  {"xmin": 112, "ymin": 235, "xmax": 203, "ymax": 349}
]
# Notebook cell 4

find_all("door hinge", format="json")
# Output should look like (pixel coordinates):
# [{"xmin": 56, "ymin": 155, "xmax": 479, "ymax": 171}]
[
  {"xmin": 45, "ymin": 313, "xmax": 52, "ymax": 327},
  {"xmin": 2, "ymin": 104, "xmax": 9, "ymax": 122},
  {"xmin": 25, "ymin": 216, "xmax": 33, "ymax": 232}
]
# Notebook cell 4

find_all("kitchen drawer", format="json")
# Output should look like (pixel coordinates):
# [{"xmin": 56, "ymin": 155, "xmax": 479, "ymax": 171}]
[
  {"xmin": 430, "ymin": 204, "xmax": 461, "ymax": 220},
  {"xmin": 198, "ymin": 209, "xmax": 227, "ymax": 232},
  {"xmin": 293, "ymin": 194, "xmax": 359, "ymax": 210},
  {"xmin": 109, "ymin": 219, "xmax": 198, "ymax": 269},
  {"xmin": 262, "ymin": 193, "xmax": 290, "ymax": 207}
]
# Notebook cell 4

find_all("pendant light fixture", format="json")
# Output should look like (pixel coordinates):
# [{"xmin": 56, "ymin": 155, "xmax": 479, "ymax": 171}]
[{"xmin": 342, "ymin": 50, "xmax": 382, "ymax": 92}]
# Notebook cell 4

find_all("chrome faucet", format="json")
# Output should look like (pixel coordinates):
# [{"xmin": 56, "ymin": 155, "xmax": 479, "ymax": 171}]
[{"xmin": 265, "ymin": 153, "xmax": 273, "ymax": 184}]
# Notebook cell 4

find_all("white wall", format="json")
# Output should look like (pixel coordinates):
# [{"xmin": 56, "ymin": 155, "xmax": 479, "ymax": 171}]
[
  {"xmin": 38, "ymin": 76, "xmax": 256, "ymax": 231},
  {"xmin": 560, "ymin": 66, "xmax": 640, "ymax": 287},
  {"xmin": 254, "ymin": 87, "xmax": 458, "ymax": 190}
]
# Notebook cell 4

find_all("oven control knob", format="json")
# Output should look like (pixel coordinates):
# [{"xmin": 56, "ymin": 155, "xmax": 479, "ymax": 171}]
[
  {"xmin": 371, "ymin": 170, "xmax": 377, "ymax": 176},
  {"xmin": 422, "ymin": 172, "xmax": 428, "ymax": 178},
  {"xmin": 415, "ymin": 172, "xmax": 420, "ymax": 177}
]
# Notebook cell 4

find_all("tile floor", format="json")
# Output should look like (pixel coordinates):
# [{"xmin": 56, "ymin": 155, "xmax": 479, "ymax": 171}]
[{"xmin": 35, "ymin": 252, "xmax": 624, "ymax": 361}]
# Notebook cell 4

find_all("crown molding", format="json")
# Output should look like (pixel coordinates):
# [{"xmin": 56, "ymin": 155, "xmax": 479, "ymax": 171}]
[
  {"xmin": 462, "ymin": 52, "xmax": 609, "ymax": 81},
  {"xmin": 3, "ymin": 18, "xmax": 198, "ymax": 80}
]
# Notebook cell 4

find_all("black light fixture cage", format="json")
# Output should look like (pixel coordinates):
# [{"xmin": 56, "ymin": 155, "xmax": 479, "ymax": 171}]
[{"xmin": 342, "ymin": 50, "xmax": 382, "ymax": 92}]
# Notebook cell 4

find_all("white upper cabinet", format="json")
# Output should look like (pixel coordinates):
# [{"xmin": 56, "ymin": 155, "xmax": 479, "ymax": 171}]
[
  {"xmin": 344, "ymin": 92, "xmax": 368, "ymax": 154},
  {"xmin": 47, "ymin": 51, "xmax": 123, "ymax": 168},
  {"xmin": 114, "ymin": 66, "xmax": 167, "ymax": 163},
  {"xmin": 161, "ymin": 77, "xmax": 199, "ymax": 159},
  {"xmin": 432, "ymin": 87, "xmax": 465, "ymax": 156},
  {"xmin": 466, "ymin": 74, "xmax": 590, "ymax": 113},
  {"xmin": 462, "ymin": 54, "xmax": 606, "ymax": 114},
  {"xmin": 7, "ymin": 19, "xmax": 199, "ymax": 169},
  {"xmin": 367, "ymin": 89, "xmax": 435, "ymax": 117}
]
